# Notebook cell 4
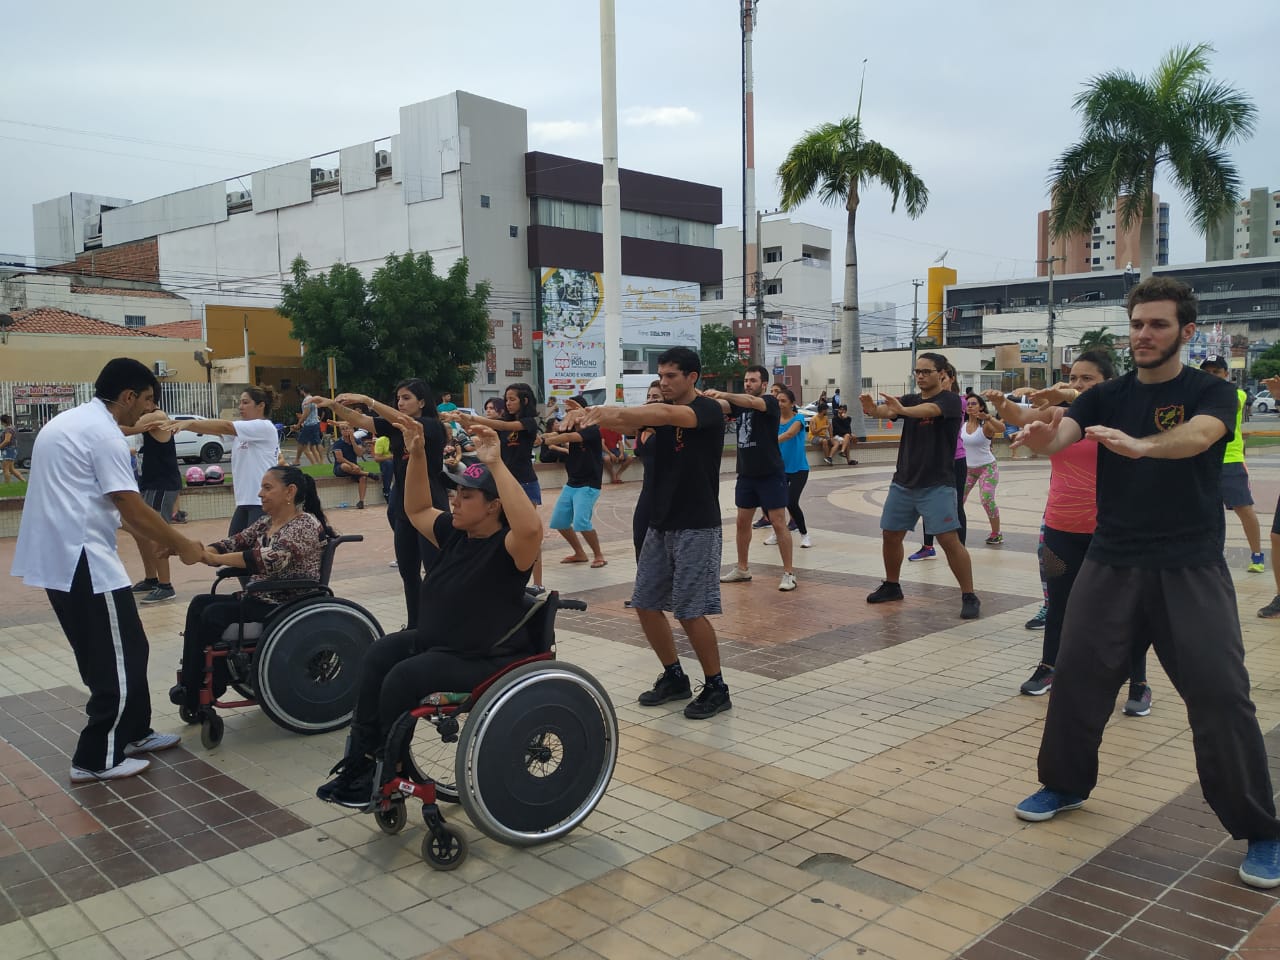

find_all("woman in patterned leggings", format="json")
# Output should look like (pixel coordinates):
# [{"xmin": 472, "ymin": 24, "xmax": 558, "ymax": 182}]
[{"xmin": 960, "ymin": 395, "xmax": 1005, "ymax": 545}]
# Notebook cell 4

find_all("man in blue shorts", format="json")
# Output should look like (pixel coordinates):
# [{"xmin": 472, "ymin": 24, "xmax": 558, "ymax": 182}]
[
  {"xmin": 542, "ymin": 395, "xmax": 607, "ymax": 568},
  {"xmin": 572, "ymin": 346, "xmax": 730, "ymax": 718},
  {"xmin": 861, "ymin": 351, "xmax": 979, "ymax": 619},
  {"xmin": 708, "ymin": 365, "xmax": 796, "ymax": 591}
]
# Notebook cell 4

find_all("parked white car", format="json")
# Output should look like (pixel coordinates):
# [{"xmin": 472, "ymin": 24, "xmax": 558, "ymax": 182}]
[
  {"xmin": 170, "ymin": 414, "xmax": 229, "ymax": 464},
  {"xmin": 1253, "ymin": 390, "xmax": 1274, "ymax": 414}
]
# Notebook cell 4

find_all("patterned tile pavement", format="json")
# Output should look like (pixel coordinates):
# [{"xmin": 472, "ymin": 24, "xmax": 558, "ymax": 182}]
[{"xmin": 2, "ymin": 455, "xmax": 1280, "ymax": 957}]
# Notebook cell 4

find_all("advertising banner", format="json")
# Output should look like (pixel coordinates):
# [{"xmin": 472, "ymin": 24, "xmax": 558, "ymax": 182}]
[
  {"xmin": 543, "ymin": 339, "xmax": 605, "ymax": 401},
  {"xmin": 766, "ymin": 323, "xmax": 785, "ymax": 347}
]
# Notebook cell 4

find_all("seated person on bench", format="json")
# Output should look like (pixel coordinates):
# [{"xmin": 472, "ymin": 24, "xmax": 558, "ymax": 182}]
[
  {"xmin": 317, "ymin": 418, "xmax": 542, "ymax": 808},
  {"xmin": 172, "ymin": 466, "xmax": 327, "ymax": 711}
]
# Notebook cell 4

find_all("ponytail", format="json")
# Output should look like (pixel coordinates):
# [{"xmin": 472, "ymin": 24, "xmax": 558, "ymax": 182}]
[{"xmin": 268, "ymin": 465, "xmax": 330, "ymax": 533}]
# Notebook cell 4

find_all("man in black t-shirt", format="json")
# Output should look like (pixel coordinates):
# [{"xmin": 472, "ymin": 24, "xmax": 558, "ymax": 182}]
[
  {"xmin": 573, "ymin": 347, "xmax": 731, "ymax": 720},
  {"xmin": 861, "ymin": 352, "xmax": 979, "ymax": 619},
  {"xmin": 1012, "ymin": 277, "xmax": 1280, "ymax": 890},
  {"xmin": 543, "ymin": 395, "xmax": 607, "ymax": 568},
  {"xmin": 707, "ymin": 365, "xmax": 796, "ymax": 592},
  {"xmin": 123, "ymin": 410, "xmax": 183, "ymax": 604}
]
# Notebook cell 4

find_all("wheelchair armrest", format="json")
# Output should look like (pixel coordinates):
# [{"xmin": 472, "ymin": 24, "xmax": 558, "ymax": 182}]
[
  {"xmin": 243, "ymin": 579, "xmax": 325, "ymax": 597},
  {"xmin": 558, "ymin": 598, "xmax": 588, "ymax": 611},
  {"xmin": 328, "ymin": 535, "xmax": 364, "ymax": 547}
]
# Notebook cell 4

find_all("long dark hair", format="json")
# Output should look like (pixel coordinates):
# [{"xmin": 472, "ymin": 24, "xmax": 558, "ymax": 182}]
[
  {"xmin": 244, "ymin": 385, "xmax": 277, "ymax": 417},
  {"xmin": 395, "ymin": 378, "xmax": 437, "ymax": 420},
  {"xmin": 267, "ymin": 465, "xmax": 330, "ymax": 533},
  {"xmin": 505, "ymin": 382, "xmax": 538, "ymax": 420}
]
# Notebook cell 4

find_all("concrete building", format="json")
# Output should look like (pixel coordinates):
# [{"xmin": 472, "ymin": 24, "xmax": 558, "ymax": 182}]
[
  {"xmin": 1036, "ymin": 196, "xmax": 1169, "ymax": 275},
  {"xmin": 0, "ymin": 269, "xmax": 191, "ymax": 329},
  {"xmin": 858, "ymin": 300, "xmax": 906, "ymax": 350},
  {"xmin": 703, "ymin": 215, "xmax": 833, "ymax": 366},
  {"xmin": 32, "ymin": 91, "xmax": 721, "ymax": 409},
  {"xmin": 1207, "ymin": 187, "xmax": 1280, "ymax": 262}
]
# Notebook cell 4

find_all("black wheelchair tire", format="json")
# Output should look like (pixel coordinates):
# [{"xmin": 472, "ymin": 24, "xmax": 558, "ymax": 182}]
[
  {"xmin": 454, "ymin": 661, "xmax": 617, "ymax": 846},
  {"xmin": 253, "ymin": 598, "xmax": 381, "ymax": 735},
  {"xmin": 402, "ymin": 713, "xmax": 465, "ymax": 804}
]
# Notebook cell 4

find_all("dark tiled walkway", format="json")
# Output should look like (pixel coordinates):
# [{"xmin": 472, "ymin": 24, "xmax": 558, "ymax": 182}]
[{"xmin": 0, "ymin": 686, "xmax": 305, "ymax": 922}]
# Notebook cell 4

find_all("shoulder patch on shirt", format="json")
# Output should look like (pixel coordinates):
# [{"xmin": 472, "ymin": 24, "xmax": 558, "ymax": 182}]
[{"xmin": 1154, "ymin": 404, "xmax": 1184, "ymax": 432}]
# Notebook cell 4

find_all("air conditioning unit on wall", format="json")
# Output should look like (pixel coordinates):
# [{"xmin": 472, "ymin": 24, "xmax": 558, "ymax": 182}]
[
  {"xmin": 375, "ymin": 150, "xmax": 391, "ymax": 169},
  {"xmin": 153, "ymin": 360, "xmax": 170, "ymax": 377}
]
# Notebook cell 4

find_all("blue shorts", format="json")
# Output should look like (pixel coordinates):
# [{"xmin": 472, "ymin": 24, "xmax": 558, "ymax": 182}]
[
  {"xmin": 520, "ymin": 480, "xmax": 542, "ymax": 506},
  {"xmin": 735, "ymin": 473, "xmax": 789, "ymax": 511},
  {"xmin": 298, "ymin": 423, "xmax": 322, "ymax": 445},
  {"xmin": 549, "ymin": 485, "xmax": 601, "ymax": 532},
  {"xmin": 880, "ymin": 482, "xmax": 960, "ymax": 536}
]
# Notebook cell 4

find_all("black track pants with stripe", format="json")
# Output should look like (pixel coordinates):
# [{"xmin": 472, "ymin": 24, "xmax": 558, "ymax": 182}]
[{"xmin": 47, "ymin": 552, "xmax": 153, "ymax": 772}]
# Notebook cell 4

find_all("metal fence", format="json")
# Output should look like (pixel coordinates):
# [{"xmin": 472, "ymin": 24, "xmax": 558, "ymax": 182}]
[{"xmin": 0, "ymin": 380, "xmax": 218, "ymax": 430}]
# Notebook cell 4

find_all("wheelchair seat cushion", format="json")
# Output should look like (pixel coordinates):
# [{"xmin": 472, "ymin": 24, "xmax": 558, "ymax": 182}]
[{"xmin": 221, "ymin": 621, "xmax": 264, "ymax": 641}]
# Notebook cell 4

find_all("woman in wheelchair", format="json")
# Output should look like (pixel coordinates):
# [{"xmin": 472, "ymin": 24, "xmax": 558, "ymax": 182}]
[
  {"xmin": 172, "ymin": 466, "xmax": 328, "ymax": 711},
  {"xmin": 317, "ymin": 418, "xmax": 542, "ymax": 808}
]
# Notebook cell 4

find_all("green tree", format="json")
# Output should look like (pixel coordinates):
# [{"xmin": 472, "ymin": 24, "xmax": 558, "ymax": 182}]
[
  {"xmin": 279, "ymin": 252, "xmax": 491, "ymax": 399},
  {"xmin": 1048, "ymin": 43, "xmax": 1256, "ymax": 279},
  {"xmin": 778, "ymin": 116, "xmax": 927, "ymax": 436},
  {"xmin": 1250, "ymin": 343, "xmax": 1280, "ymax": 382},
  {"xmin": 699, "ymin": 323, "xmax": 747, "ymax": 388},
  {"xmin": 1077, "ymin": 328, "xmax": 1115, "ymax": 354}
]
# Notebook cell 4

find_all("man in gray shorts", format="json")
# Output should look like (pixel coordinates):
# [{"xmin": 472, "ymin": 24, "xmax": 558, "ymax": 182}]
[
  {"xmin": 861, "ymin": 352, "xmax": 979, "ymax": 619},
  {"xmin": 574, "ymin": 346, "xmax": 731, "ymax": 719},
  {"xmin": 1199, "ymin": 356, "xmax": 1265, "ymax": 575}
]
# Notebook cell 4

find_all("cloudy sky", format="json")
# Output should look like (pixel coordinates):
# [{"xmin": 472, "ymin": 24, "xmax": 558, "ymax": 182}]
[{"xmin": 3, "ymin": 0, "xmax": 1276, "ymax": 336}]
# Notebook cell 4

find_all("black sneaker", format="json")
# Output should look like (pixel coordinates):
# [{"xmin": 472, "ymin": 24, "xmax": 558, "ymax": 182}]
[
  {"xmin": 1260, "ymin": 595, "xmax": 1280, "ymax": 619},
  {"xmin": 1020, "ymin": 663, "xmax": 1054, "ymax": 696},
  {"xmin": 1123, "ymin": 683, "xmax": 1152, "ymax": 717},
  {"xmin": 867, "ymin": 581, "xmax": 904, "ymax": 604},
  {"xmin": 961, "ymin": 593, "xmax": 981, "ymax": 619},
  {"xmin": 140, "ymin": 585, "xmax": 176, "ymax": 604},
  {"xmin": 751, "ymin": 517, "xmax": 770, "ymax": 529},
  {"xmin": 131, "ymin": 578, "xmax": 159, "ymax": 594},
  {"xmin": 683, "ymin": 683, "xmax": 731, "ymax": 719},
  {"xmin": 316, "ymin": 755, "xmax": 375, "ymax": 808},
  {"xmin": 1025, "ymin": 606, "xmax": 1047, "ymax": 630},
  {"xmin": 638, "ymin": 672, "xmax": 692, "ymax": 706}
]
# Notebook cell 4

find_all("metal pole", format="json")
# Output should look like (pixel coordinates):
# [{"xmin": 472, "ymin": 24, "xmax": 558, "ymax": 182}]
[
  {"xmin": 600, "ymin": 0, "xmax": 623, "ymax": 404},
  {"xmin": 1046, "ymin": 256, "xmax": 1056, "ymax": 383},
  {"xmin": 741, "ymin": 0, "xmax": 757, "ymax": 366},
  {"xmin": 755, "ymin": 208, "xmax": 764, "ymax": 365},
  {"xmin": 910, "ymin": 278, "xmax": 923, "ymax": 378}
]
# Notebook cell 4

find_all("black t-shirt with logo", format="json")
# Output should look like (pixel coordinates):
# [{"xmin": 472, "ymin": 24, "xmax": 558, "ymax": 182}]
[
  {"xmin": 649, "ymin": 395, "xmax": 725, "ymax": 530},
  {"xmin": 1066, "ymin": 367, "xmax": 1236, "ymax": 568},
  {"xmin": 892, "ymin": 391, "xmax": 963, "ymax": 489},
  {"xmin": 730, "ymin": 395, "xmax": 783, "ymax": 477},
  {"xmin": 832, "ymin": 414, "xmax": 852, "ymax": 438},
  {"xmin": 139, "ymin": 431, "xmax": 181, "ymax": 491},
  {"xmin": 500, "ymin": 416, "xmax": 540, "ymax": 484},
  {"xmin": 563, "ymin": 425, "xmax": 604, "ymax": 489},
  {"xmin": 417, "ymin": 514, "xmax": 533, "ymax": 658},
  {"xmin": 373, "ymin": 415, "xmax": 448, "ymax": 513}
]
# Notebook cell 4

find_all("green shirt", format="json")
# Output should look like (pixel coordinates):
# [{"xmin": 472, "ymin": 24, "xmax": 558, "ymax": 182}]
[{"xmin": 1224, "ymin": 389, "xmax": 1245, "ymax": 464}]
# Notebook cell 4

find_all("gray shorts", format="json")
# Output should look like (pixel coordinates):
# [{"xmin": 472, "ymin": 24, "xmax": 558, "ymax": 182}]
[
  {"xmin": 632, "ymin": 527, "xmax": 723, "ymax": 621},
  {"xmin": 880, "ymin": 482, "xmax": 960, "ymax": 536},
  {"xmin": 141, "ymin": 488, "xmax": 180, "ymax": 523},
  {"xmin": 1222, "ymin": 462, "xmax": 1253, "ymax": 509}
]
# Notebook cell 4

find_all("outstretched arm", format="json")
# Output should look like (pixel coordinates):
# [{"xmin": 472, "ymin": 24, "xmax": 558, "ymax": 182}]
[
  {"xmin": 1085, "ymin": 415, "xmax": 1226, "ymax": 460},
  {"xmin": 1014, "ymin": 416, "xmax": 1084, "ymax": 456},
  {"xmin": 315, "ymin": 394, "xmax": 376, "ymax": 432}
]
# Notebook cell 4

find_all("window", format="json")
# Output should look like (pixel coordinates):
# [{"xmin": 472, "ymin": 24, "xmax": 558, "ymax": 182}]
[
  {"xmin": 124, "ymin": 315, "xmax": 145, "ymax": 328},
  {"xmin": 765, "ymin": 281, "xmax": 782, "ymax": 295},
  {"xmin": 511, "ymin": 311, "xmax": 521, "ymax": 323},
  {"xmin": 480, "ymin": 195, "xmax": 490, "ymax": 208},
  {"xmin": 764, "ymin": 247, "xmax": 783, "ymax": 263},
  {"xmin": 509, "ymin": 225, "xmax": 519, "ymax": 238}
]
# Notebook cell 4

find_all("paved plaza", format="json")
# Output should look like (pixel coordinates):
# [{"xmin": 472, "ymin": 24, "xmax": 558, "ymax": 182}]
[{"xmin": 4, "ymin": 454, "xmax": 1280, "ymax": 959}]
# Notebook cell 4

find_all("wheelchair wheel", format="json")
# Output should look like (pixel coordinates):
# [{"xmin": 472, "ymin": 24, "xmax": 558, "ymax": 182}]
[
  {"xmin": 403, "ymin": 712, "xmax": 466, "ymax": 804},
  {"xmin": 375, "ymin": 800, "xmax": 407, "ymax": 836},
  {"xmin": 422, "ymin": 826, "xmax": 467, "ymax": 870},
  {"xmin": 454, "ymin": 662, "xmax": 617, "ymax": 846},
  {"xmin": 253, "ymin": 598, "xmax": 381, "ymax": 735},
  {"xmin": 200, "ymin": 714, "xmax": 224, "ymax": 749}
]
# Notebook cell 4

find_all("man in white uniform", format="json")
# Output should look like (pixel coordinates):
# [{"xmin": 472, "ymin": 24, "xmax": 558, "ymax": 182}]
[{"xmin": 12, "ymin": 359, "xmax": 205, "ymax": 782}]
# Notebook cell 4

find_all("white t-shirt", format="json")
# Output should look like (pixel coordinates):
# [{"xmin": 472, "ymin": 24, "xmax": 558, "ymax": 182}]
[
  {"xmin": 227, "ymin": 420, "xmax": 280, "ymax": 506},
  {"xmin": 961, "ymin": 421, "xmax": 996, "ymax": 467},
  {"xmin": 12, "ymin": 399, "xmax": 138, "ymax": 593}
]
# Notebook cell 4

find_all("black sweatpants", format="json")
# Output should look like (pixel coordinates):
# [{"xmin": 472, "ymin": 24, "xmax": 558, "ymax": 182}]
[
  {"xmin": 229, "ymin": 505, "xmax": 264, "ymax": 536},
  {"xmin": 924, "ymin": 457, "xmax": 967, "ymax": 547},
  {"xmin": 178, "ymin": 593, "xmax": 276, "ymax": 707},
  {"xmin": 1039, "ymin": 558, "xmax": 1280, "ymax": 840},
  {"xmin": 348, "ymin": 629, "xmax": 522, "ymax": 756},
  {"xmin": 47, "ymin": 552, "xmax": 153, "ymax": 772},
  {"xmin": 632, "ymin": 490, "xmax": 651, "ymax": 561},
  {"xmin": 786, "ymin": 470, "xmax": 809, "ymax": 536}
]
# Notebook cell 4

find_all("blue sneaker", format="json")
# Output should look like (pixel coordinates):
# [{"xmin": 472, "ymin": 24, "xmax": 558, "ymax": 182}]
[
  {"xmin": 1240, "ymin": 840, "xmax": 1280, "ymax": 889},
  {"xmin": 1015, "ymin": 788, "xmax": 1085, "ymax": 822}
]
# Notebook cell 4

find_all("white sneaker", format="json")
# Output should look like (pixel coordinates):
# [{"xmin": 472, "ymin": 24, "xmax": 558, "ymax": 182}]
[
  {"xmin": 124, "ymin": 732, "xmax": 181, "ymax": 756},
  {"xmin": 764, "ymin": 533, "xmax": 778, "ymax": 546},
  {"xmin": 779, "ymin": 572, "xmax": 797, "ymax": 592},
  {"xmin": 800, "ymin": 534, "xmax": 812, "ymax": 548},
  {"xmin": 70, "ymin": 757, "xmax": 150, "ymax": 783},
  {"xmin": 720, "ymin": 567, "xmax": 752, "ymax": 583}
]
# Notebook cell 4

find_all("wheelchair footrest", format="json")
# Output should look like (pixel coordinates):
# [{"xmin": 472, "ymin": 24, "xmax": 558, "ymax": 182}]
[{"xmin": 420, "ymin": 692, "xmax": 469, "ymax": 706}]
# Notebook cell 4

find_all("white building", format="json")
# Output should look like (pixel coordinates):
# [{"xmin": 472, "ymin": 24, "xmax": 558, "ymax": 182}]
[
  {"xmin": 0, "ymin": 270, "xmax": 192, "ymax": 329},
  {"xmin": 702, "ymin": 215, "xmax": 833, "ymax": 365}
]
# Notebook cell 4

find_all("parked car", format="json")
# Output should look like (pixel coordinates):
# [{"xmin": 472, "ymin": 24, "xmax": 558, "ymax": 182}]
[
  {"xmin": 170, "ymin": 414, "xmax": 228, "ymax": 464},
  {"xmin": 13, "ymin": 429, "xmax": 35, "ymax": 470},
  {"xmin": 1252, "ymin": 390, "xmax": 1274, "ymax": 415}
]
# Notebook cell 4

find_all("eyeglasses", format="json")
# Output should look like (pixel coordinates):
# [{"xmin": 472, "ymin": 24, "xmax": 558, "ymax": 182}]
[{"xmin": 912, "ymin": 368, "xmax": 937, "ymax": 375}]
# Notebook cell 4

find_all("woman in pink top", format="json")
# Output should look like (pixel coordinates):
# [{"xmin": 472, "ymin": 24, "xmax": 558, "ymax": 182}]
[{"xmin": 988, "ymin": 351, "xmax": 1152, "ymax": 713}]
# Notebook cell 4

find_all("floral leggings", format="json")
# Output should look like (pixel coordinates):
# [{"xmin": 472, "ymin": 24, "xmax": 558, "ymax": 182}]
[{"xmin": 963, "ymin": 462, "xmax": 1000, "ymax": 523}]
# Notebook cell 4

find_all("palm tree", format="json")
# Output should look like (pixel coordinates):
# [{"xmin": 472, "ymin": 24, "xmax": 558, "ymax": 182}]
[
  {"xmin": 1048, "ymin": 43, "xmax": 1256, "ymax": 278},
  {"xmin": 778, "ymin": 116, "xmax": 927, "ymax": 436},
  {"xmin": 1078, "ymin": 328, "xmax": 1116, "ymax": 353}
]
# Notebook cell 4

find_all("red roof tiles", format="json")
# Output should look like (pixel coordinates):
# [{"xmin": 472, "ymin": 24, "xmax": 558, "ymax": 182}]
[
  {"xmin": 141, "ymin": 319, "xmax": 201, "ymax": 339},
  {"xmin": 6, "ymin": 308, "xmax": 158, "ymax": 337}
]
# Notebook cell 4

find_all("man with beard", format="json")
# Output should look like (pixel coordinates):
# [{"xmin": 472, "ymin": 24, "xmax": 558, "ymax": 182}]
[
  {"xmin": 1011, "ymin": 277, "xmax": 1280, "ymax": 889},
  {"xmin": 708, "ymin": 365, "xmax": 796, "ymax": 591}
]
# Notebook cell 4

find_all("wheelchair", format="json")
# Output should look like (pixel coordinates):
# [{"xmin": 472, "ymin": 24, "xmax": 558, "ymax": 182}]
[
  {"xmin": 368, "ymin": 592, "xmax": 617, "ymax": 870},
  {"xmin": 174, "ymin": 533, "xmax": 381, "ymax": 749}
]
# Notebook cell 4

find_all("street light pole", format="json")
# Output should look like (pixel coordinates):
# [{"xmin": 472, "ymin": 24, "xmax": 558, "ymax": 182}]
[
  {"xmin": 1037, "ymin": 256, "xmax": 1064, "ymax": 381},
  {"xmin": 910, "ymin": 278, "xmax": 923, "ymax": 378}
]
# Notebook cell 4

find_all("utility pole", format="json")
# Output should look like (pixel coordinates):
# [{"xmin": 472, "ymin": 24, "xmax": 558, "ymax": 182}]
[
  {"xmin": 741, "ymin": 0, "xmax": 757, "ymax": 368},
  {"xmin": 910, "ymin": 278, "xmax": 923, "ymax": 378},
  {"xmin": 599, "ymin": 0, "xmax": 622, "ymax": 404},
  {"xmin": 1038, "ymin": 256, "xmax": 1064, "ymax": 382},
  {"xmin": 755, "ymin": 208, "xmax": 765, "ymax": 364}
]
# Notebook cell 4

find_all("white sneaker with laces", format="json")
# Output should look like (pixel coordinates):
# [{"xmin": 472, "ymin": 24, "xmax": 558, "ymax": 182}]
[
  {"xmin": 720, "ymin": 567, "xmax": 752, "ymax": 583},
  {"xmin": 779, "ymin": 572, "xmax": 797, "ymax": 591},
  {"xmin": 70, "ymin": 757, "xmax": 150, "ymax": 783},
  {"xmin": 124, "ymin": 732, "xmax": 181, "ymax": 756},
  {"xmin": 764, "ymin": 533, "xmax": 778, "ymax": 546},
  {"xmin": 800, "ymin": 534, "xmax": 812, "ymax": 548}
]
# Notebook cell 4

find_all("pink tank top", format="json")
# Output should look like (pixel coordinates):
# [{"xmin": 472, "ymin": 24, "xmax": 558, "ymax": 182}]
[{"xmin": 1045, "ymin": 438, "xmax": 1098, "ymax": 534}]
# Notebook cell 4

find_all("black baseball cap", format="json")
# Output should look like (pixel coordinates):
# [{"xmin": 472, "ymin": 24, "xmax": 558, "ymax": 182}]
[
  {"xmin": 442, "ymin": 461, "xmax": 498, "ymax": 496},
  {"xmin": 1200, "ymin": 355, "xmax": 1229, "ymax": 372}
]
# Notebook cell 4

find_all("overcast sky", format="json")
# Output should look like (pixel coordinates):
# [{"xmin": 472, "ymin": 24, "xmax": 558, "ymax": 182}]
[{"xmin": 3, "ymin": 0, "xmax": 1276, "ymax": 338}]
